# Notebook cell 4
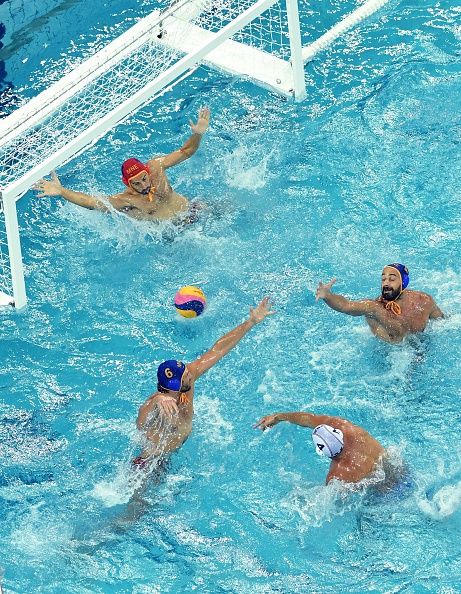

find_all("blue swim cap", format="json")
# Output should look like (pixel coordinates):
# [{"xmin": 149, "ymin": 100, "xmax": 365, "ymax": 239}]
[
  {"xmin": 157, "ymin": 360, "xmax": 186, "ymax": 391},
  {"xmin": 387, "ymin": 263, "xmax": 409, "ymax": 291}
]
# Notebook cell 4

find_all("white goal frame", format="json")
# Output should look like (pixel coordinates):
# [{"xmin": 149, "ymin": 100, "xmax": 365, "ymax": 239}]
[{"xmin": 0, "ymin": 0, "xmax": 390, "ymax": 309}]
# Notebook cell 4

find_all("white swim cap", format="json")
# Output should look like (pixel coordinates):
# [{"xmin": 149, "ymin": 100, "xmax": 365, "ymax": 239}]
[{"xmin": 312, "ymin": 424, "xmax": 344, "ymax": 458}]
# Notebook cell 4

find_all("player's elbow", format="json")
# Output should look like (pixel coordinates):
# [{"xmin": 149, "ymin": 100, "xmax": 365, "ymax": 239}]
[
  {"xmin": 181, "ymin": 148, "xmax": 195, "ymax": 159},
  {"xmin": 339, "ymin": 303, "xmax": 363, "ymax": 316},
  {"xmin": 431, "ymin": 309, "xmax": 445, "ymax": 320}
]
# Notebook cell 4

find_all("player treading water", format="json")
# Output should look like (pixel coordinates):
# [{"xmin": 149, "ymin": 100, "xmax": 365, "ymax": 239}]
[
  {"xmin": 134, "ymin": 297, "xmax": 275, "ymax": 468},
  {"xmin": 33, "ymin": 107, "xmax": 210, "ymax": 223}
]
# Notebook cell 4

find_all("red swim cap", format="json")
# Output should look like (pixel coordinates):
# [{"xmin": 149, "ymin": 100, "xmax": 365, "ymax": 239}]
[{"xmin": 121, "ymin": 158, "xmax": 150, "ymax": 186}]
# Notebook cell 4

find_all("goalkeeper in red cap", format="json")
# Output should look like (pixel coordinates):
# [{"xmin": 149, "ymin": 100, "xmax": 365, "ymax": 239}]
[{"xmin": 33, "ymin": 107, "xmax": 210, "ymax": 223}]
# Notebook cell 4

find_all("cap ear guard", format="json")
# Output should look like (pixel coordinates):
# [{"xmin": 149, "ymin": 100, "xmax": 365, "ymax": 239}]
[{"xmin": 387, "ymin": 263, "xmax": 409, "ymax": 291}]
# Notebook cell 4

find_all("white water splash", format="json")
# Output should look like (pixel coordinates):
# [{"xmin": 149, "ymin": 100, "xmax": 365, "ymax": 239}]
[
  {"xmin": 418, "ymin": 480, "xmax": 461, "ymax": 520},
  {"xmin": 280, "ymin": 478, "xmax": 359, "ymax": 528},
  {"xmin": 60, "ymin": 195, "xmax": 188, "ymax": 250},
  {"xmin": 222, "ymin": 145, "xmax": 274, "ymax": 190},
  {"xmin": 91, "ymin": 469, "xmax": 137, "ymax": 507},
  {"xmin": 195, "ymin": 396, "xmax": 234, "ymax": 446},
  {"xmin": 10, "ymin": 502, "xmax": 72, "ymax": 558}
]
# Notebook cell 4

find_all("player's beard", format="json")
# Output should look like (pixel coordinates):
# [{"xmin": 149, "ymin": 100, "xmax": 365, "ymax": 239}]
[{"xmin": 381, "ymin": 286, "xmax": 401, "ymax": 301}]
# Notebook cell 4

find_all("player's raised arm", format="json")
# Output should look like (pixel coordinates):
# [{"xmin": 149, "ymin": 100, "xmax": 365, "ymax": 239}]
[
  {"xmin": 188, "ymin": 297, "xmax": 275, "ymax": 380},
  {"xmin": 157, "ymin": 107, "xmax": 210, "ymax": 169},
  {"xmin": 33, "ymin": 170, "xmax": 109, "ymax": 211},
  {"xmin": 316, "ymin": 278, "xmax": 377, "ymax": 318}
]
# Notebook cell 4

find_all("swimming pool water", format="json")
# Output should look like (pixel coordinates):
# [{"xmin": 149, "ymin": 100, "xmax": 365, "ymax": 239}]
[{"xmin": 1, "ymin": 0, "xmax": 461, "ymax": 592}]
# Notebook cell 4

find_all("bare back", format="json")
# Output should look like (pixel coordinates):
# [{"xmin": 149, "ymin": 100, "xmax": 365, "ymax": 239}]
[
  {"xmin": 110, "ymin": 159, "xmax": 189, "ymax": 221},
  {"xmin": 366, "ymin": 290, "xmax": 440, "ymax": 343},
  {"xmin": 138, "ymin": 384, "xmax": 195, "ymax": 458},
  {"xmin": 327, "ymin": 420, "xmax": 385, "ymax": 483}
]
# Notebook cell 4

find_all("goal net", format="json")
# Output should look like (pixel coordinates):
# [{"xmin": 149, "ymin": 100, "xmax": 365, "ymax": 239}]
[{"xmin": 0, "ymin": 0, "xmax": 390, "ymax": 308}]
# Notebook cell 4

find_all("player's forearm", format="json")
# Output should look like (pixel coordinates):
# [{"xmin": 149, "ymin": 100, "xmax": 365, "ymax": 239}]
[
  {"xmin": 321, "ymin": 292, "xmax": 353, "ymax": 314},
  {"xmin": 60, "ymin": 187, "xmax": 106, "ymax": 210},
  {"xmin": 179, "ymin": 133, "xmax": 203, "ymax": 158},
  {"xmin": 274, "ymin": 412, "xmax": 317, "ymax": 427},
  {"xmin": 211, "ymin": 318, "xmax": 256, "ymax": 357}
]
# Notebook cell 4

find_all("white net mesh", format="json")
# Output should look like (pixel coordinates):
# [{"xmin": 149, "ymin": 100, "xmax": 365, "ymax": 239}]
[
  {"xmin": 0, "ymin": 0, "xmax": 291, "ymax": 307},
  {"xmin": 0, "ymin": 0, "xmax": 289, "ymax": 201},
  {"xmin": 233, "ymin": 3, "xmax": 289, "ymax": 59},
  {"xmin": 195, "ymin": 0, "xmax": 289, "ymax": 57}
]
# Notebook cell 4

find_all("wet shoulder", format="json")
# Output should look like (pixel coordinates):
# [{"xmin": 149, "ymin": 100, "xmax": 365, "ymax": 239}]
[
  {"xmin": 142, "ymin": 391, "xmax": 162, "ymax": 409},
  {"xmin": 343, "ymin": 422, "xmax": 375, "ymax": 444},
  {"xmin": 109, "ymin": 191, "xmax": 134, "ymax": 208},
  {"xmin": 147, "ymin": 157, "xmax": 164, "ymax": 172},
  {"xmin": 405, "ymin": 290, "xmax": 435, "ymax": 308}
]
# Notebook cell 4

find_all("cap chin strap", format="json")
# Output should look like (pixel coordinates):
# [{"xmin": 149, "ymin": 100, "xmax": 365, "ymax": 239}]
[
  {"xmin": 380, "ymin": 293, "xmax": 404, "ymax": 315},
  {"xmin": 179, "ymin": 393, "xmax": 190, "ymax": 404},
  {"xmin": 145, "ymin": 186, "xmax": 156, "ymax": 203},
  {"xmin": 178, "ymin": 366, "xmax": 190, "ymax": 404}
]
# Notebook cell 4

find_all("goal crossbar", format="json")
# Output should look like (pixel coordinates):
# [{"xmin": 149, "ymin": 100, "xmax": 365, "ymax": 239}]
[
  {"xmin": 1, "ymin": 0, "xmax": 290, "ymax": 204},
  {"xmin": 159, "ymin": 17, "xmax": 295, "ymax": 96},
  {"xmin": 0, "ymin": 0, "xmax": 391, "ymax": 309}
]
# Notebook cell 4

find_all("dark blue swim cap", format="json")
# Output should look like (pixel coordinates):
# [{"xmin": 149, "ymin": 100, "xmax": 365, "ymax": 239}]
[
  {"xmin": 387, "ymin": 263, "xmax": 409, "ymax": 291},
  {"xmin": 157, "ymin": 360, "xmax": 186, "ymax": 391}
]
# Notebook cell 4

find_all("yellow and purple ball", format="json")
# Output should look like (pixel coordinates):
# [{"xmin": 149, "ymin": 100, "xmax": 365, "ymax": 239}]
[{"xmin": 174, "ymin": 286, "xmax": 206, "ymax": 318}]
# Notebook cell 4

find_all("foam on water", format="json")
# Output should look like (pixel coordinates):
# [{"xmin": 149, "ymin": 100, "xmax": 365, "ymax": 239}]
[
  {"xmin": 280, "ymin": 479, "xmax": 360, "ymax": 528},
  {"xmin": 60, "ymin": 200, "xmax": 192, "ymax": 250},
  {"xmin": 92, "ymin": 460, "xmax": 146, "ymax": 507},
  {"xmin": 418, "ymin": 480, "xmax": 461, "ymax": 519},
  {"xmin": 10, "ymin": 502, "xmax": 73, "ymax": 558},
  {"xmin": 222, "ymin": 144, "xmax": 274, "ymax": 190},
  {"xmin": 278, "ymin": 447, "xmax": 410, "ymax": 529},
  {"xmin": 194, "ymin": 396, "xmax": 235, "ymax": 446}
]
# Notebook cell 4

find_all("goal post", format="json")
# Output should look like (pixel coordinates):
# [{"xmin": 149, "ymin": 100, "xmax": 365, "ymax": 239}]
[
  {"xmin": 0, "ymin": 193, "xmax": 24, "ymax": 308},
  {"xmin": 0, "ymin": 0, "xmax": 391, "ymax": 308}
]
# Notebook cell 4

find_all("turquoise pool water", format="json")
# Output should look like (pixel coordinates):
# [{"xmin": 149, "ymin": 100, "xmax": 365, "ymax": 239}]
[{"xmin": 1, "ymin": 0, "xmax": 461, "ymax": 592}]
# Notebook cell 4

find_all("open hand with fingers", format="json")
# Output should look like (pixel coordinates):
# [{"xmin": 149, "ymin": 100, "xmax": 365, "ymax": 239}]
[
  {"xmin": 249, "ymin": 297, "xmax": 275, "ymax": 325},
  {"xmin": 254, "ymin": 414, "xmax": 280, "ymax": 431},
  {"xmin": 315, "ymin": 278, "xmax": 337, "ymax": 301},
  {"xmin": 32, "ymin": 170, "xmax": 63, "ymax": 197},
  {"xmin": 190, "ymin": 107, "xmax": 210, "ymax": 136},
  {"xmin": 156, "ymin": 395, "xmax": 179, "ymax": 418}
]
